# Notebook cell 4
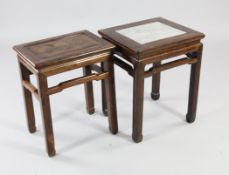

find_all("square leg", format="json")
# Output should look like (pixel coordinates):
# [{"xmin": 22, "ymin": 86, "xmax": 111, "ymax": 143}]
[
  {"xmin": 132, "ymin": 63, "xmax": 145, "ymax": 143},
  {"xmin": 103, "ymin": 58, "xmax": 118, "ymax": 134},
  {"xmin": 101, "ymin": 62, "xmax": 108, "ymax": 116},
  {"xmin": 37, "ymin": 73, "xmax": 56, "ymax": 157},
  {"xmin": 151, "ymin": 61, "xmax": 161, "ymax": 100},
  {"xmin": 83, "ymin": 65, "xmax": 95, "ymax": 114},
  {"xmin": 18, "ymin": 61, "xmax": 36, "ymax": 133},
  {"xmin": 186, "ymin": 45, "xmax": 203, "ymax": 123}
]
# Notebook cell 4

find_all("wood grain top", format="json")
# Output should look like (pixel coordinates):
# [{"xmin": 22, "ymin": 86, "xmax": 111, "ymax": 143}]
[
  {"xmin": 98, "ymin": 17, "xmax": 205, "ymax": 59},
  {"xmin": 13, "ymin": 30, "xmax": 115, "ymax": 68}
]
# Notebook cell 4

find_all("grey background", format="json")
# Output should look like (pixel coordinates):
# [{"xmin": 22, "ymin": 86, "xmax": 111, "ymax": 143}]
[{"xmin": 0, "ymin": 0, "xmax": 229, "ymax": 174}]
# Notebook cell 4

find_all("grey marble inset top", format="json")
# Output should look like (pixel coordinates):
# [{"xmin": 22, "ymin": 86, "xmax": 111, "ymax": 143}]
[{"xmin": 116, "ymin": 22, "xmax": 186, "ymax": 44}]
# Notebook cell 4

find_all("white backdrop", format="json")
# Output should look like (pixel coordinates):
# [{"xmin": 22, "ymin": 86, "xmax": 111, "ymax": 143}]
[{"xmin": 1, "ymin": 0, "xmax": 229, "ymax": 175}]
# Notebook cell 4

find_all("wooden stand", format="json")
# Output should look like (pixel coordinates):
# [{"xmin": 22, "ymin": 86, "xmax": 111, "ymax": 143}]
[
  {"xmin": 99, "ymin": 17, "xmax": 205, "ymax": 142},
  {"xmin": 13, "ymin": 30, "xmax": 118, "ymax": 156}
]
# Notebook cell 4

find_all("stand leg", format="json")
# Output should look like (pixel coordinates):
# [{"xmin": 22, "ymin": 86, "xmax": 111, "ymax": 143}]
[
  {"xmin": 132, "ymin": 63, "xmax": 145, "ymax": 143},
  {"xmin": 103, "ymin": 58, "xmax": 118, "ymax": 134},
  {"xmin": 18, "ymin": 60, "xmax": 36, "ymax": 133},
  {"xmin": 37, "ymin": 73, "xmax": 56, "ymax": 157},
  {"xmin": 83, "ymin": 66, "xmax": 95, "ymax": 114},
  {"xmin": 186, "ymin": 45, "xmax": 203, "ymax": 123},
  {"xmin": 101, "ymin": 62, "xmax": 108, "ymax": 116},
  {"xmin": 151, "ymin": 61, "xmax": 161, "ymax": 100}
]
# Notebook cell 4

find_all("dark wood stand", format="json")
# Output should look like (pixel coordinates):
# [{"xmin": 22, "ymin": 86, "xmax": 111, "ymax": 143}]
[
  {"xmin": 13, "ymin": 30, "xmax": 118, "ymax": 156},
  {"xmin": 99, "ymin": 17, "xmax": 205, "ymax": 142}
]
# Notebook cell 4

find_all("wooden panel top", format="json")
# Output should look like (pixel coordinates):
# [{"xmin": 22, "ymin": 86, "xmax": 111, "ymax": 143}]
[
  {"xmin": 13, "ymin": 30, "xmax": 115, "ymax": 68},
  {"xmin": 98, "ymin": 17, "xmax": 205, "ymax": 59}
]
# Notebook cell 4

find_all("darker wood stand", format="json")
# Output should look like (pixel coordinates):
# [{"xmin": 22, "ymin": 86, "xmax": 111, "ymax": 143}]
[
  {"xmin": 13, "ymin": 30, "xmax": 118, "ymax": 157},
  {"xmin": 99, "ymin": 17, "xmax": 205, "ymax": 143}
]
